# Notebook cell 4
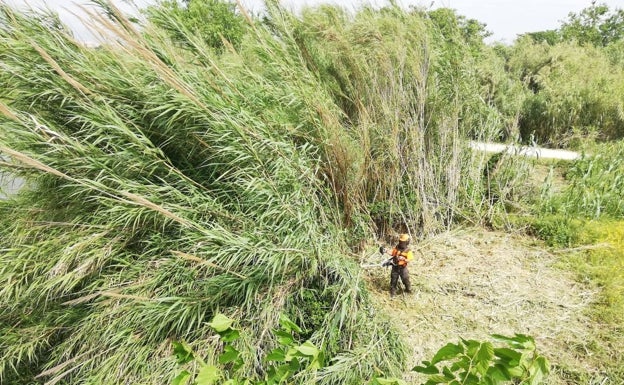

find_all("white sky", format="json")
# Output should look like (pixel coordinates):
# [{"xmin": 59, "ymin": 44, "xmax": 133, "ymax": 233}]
[{"xmin": 3, "ymin": 0, "xmax": 623, "ymax": 44}]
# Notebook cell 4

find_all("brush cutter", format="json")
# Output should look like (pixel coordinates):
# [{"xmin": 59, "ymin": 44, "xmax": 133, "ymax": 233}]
[{"xmin": 359, "ymin": 247, "xmax": 395, "ymax": 269}]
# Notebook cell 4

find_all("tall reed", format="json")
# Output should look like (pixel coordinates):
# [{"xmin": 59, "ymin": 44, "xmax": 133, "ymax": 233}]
[{"xmin": 0, "ymin": 2, "xmax": 411, "ymax": 384}]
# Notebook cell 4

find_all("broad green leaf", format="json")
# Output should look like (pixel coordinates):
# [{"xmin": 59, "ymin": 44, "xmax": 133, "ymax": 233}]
[
  {"xmin": 218, "ymin": 345, "xmax": 240, "ymax": 364},
  {"xmin": 295, "ymin": 341, "xmax": 319, "ymax": 357},
  {"xmin": 412, "ymin": 364, "xmax": 439, "ymax": 375},
  {"xmin": 431, "ymin": 342, "xmax": 464, "ymax": 364},
  {"xmin": 461, "ymin": 372, "xmax": 480, "ymax": 384},
  {"xmin": 425, "ymin": 374, "xmax": 451, "ymax": 384},
  {"xmin": 232, "ymin": 357, "xmax": 244, "ymax": 371},
  {"xmin": 209, "ymin": 313, "xmax": 234, "ymax": 333},
  {"xmin": 529, "ymin": 370, "xmax": 546, "ymax": 385},
  {"xmin": 266, "ymin": 365, "xmax": 277, "ymax": 382},
  {"xmin": 310, "ymin": 351, "xmax": 325, "ymax": 369},
  {"xmin": 475, "ymin": 342, "xmax": 494, "ymax": 375},
  {"xmin": 172, "ymin": 341, "xmax": 194, "ymax": 365},
  {"xmin": 492, "ymin": 334, "xmax": 534, "ymax": 350},
  {"xmin": 528, "ymin": 356, "xmax": 550, "ymax": 385},
  {"xmin": 265, "ymin": 348, "xmax": 286, "ymax": 362},
  {"xmin": 450, "ymin": 356, "xmax": 471, "ymax": 371},
  {"xmin": 220, "ymin": 329, "xmax": 241, "ymax": 342},
  {"xmin": 462, "ymin": 339, "xmax": 481, "ymax": 357},
  {"xmin": 195, "ymin": 365, "xmax": 221, "ymax": 385},
  {"xmin": 487, "ymin": 364, "xmax": 511, "ymax": 382},
  {"xmin": 507, "ymin": 365, "xmax": 525, "ymax": 377},
  {"xmin": 442, "ymin": 365, "xmax": 456, "ymax": 380},
  {"xmin": 537, "ymin": 356, "xmax": 550, "ymax": 374},
  {"xmin": 279, "ymin": 314, "xmax": 303, "ymax": 334},
  {"xmin": 309, "ymin": 356, "xmax": 323, "ymax": 370},
  {"xmin": 490, "ymin": 334, "xmax": 519, "ymax": 344},
  {"xmin": 476, "ymin": 342, "xmax": 494, "ymax": 362},
  {"xmin": 493, "ymin": 347, "xmax": 522, "ymax": 365},
  {"xmin": 288, "ymin": 357, "xmax": 300, "ymax": 371},
  {"xmin": 275, "ymin": 330, "xmax": 294, "ymax": 346},
  {"xmin": 273, "ymin": 363, "xmax": 293, "ymax": 381},
  {"xmin": 484, "ymin": 367, "xmax": 508, "ymax": 385},
  {"xmin": 284, "ymin": 347, "xmax": 298, "ymax": 361},
  {"xmin": 172, "ymin": 370, "xmax": 191, "ymax": 385}
]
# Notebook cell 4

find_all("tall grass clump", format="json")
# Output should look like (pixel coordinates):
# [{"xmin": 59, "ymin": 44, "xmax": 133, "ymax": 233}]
[
  {"xmin": 282, "ymin": 5, "xmax": 523, "ymax": 236},
  {"xmin": 527, "ymin": 142, "xmax": 624, "ymax": 248},
  {"xmin": 0, "ymin": 3, "xmax": 407, "ymax": 384},
  {"xmin": 541, "ymin": 141, "xmax": 624, "ymax": 219}
]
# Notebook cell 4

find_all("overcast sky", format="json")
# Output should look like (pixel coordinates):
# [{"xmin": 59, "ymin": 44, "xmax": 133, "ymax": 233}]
[{"xmin": 3, "ymin": 0, "xmax": 623, "ymax": 44}]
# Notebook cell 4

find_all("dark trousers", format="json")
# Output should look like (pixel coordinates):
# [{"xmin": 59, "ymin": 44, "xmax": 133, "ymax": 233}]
[{"xmin": 390, "ymin": 265, "xmax": 411, "ymax": 295}]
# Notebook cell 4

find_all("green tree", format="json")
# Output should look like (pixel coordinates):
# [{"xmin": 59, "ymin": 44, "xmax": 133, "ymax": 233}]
[
  {"xmin": 560, "ymin": 2, "xmax": 624, "ymax": 46},
  {"xmin": 147, "ymin": 0, "xmax": 247, "ymax": 52},
  {"xmin": 426, "ymin": 8, "xmax": 491, "ymax": 55},
  {"xmin": 524, "ymin": 29, "xmax": 561, "ymax": 45}
]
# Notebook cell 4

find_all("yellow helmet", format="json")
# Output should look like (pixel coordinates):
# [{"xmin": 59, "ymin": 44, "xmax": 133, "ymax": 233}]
[{"xmin": 399, "ymin": 233, "xmax": 410, "ymax": 242}]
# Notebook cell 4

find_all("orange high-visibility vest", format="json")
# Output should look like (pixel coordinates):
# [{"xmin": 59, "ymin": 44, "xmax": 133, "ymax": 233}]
[{"xmin": 390, "ymin": 248, "xmax": 413, "ymax": 266}]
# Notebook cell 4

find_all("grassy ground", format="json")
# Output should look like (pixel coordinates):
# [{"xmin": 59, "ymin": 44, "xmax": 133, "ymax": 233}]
[
  {"xmin": 360, "ymin": 226, "xmax": 623, "ymax": 384},
  {"xmin": 556, "ymin": 220, "xmax": 624, "ymax": 383}
]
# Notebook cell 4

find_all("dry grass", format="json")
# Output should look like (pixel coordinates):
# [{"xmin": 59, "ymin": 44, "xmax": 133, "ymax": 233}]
[{"xmin": 361, "ymin": 228, "xmax": 599, "ymax": 384}]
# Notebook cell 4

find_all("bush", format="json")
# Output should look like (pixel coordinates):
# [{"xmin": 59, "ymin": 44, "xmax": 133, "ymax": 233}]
[{"xmin": 527, "ymin": 215, "xmax": 590, "ymax": 248}]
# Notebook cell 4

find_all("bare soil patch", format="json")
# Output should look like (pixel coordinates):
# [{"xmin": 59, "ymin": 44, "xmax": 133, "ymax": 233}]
[{"xmin": 360, "ymin": 228, "xmax": 598, "ymax": 384}]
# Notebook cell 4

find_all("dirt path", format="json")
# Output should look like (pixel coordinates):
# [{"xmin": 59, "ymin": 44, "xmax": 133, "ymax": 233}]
[{"xmin": 362, "ymin": 228, "xmax": 596, "ymax": 384}]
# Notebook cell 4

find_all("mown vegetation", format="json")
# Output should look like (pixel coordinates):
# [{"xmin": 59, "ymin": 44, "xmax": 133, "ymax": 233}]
[{"xmin": 0, "ymin": 0, "xmax": 623, "ymax": 384}]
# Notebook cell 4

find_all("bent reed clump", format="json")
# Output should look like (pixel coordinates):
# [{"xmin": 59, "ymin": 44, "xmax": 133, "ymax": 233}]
[{"xmin": 0, "ymin": 1, "xmax": 522, "ymax": 384}]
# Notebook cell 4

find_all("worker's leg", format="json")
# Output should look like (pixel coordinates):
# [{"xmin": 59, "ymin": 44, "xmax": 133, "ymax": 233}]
[
  {"xmin": 400, "ymin": 267, "xmax": 412, "ymax": 293},
  {"xmin": 390, "ymin": 267, "xmax": 400, "ymax": 296}
]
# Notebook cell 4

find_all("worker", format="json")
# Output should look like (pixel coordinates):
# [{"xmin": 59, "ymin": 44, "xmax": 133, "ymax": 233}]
[{"xmin": 380, "ymin": 233, "xmax": 414, "ymax": 297}]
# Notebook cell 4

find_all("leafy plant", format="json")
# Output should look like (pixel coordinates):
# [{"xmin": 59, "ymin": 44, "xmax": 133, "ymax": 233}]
[
  {"xmin": 171, "ymin": 313, "xmax": 324, "ymax": 385},
  {"xmin": 412, "ymin": 334, "xmax": 549, "ymax": 385},
  {"xmin": 174, "ymin": 322, "xmax": 550, "ymax": 385},
  {"xmin": 527, "ymin": 215, "xmax": 587, "ymax": 248}
]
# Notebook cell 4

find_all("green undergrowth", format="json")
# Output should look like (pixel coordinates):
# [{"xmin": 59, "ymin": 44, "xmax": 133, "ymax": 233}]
[
  {"xmin": 171, "ymin": 313, "xmax": 549, "ymax": 385},
  {"xmin": 551, "ymin": 220, "xmax": 624, "ymax": 382}
]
